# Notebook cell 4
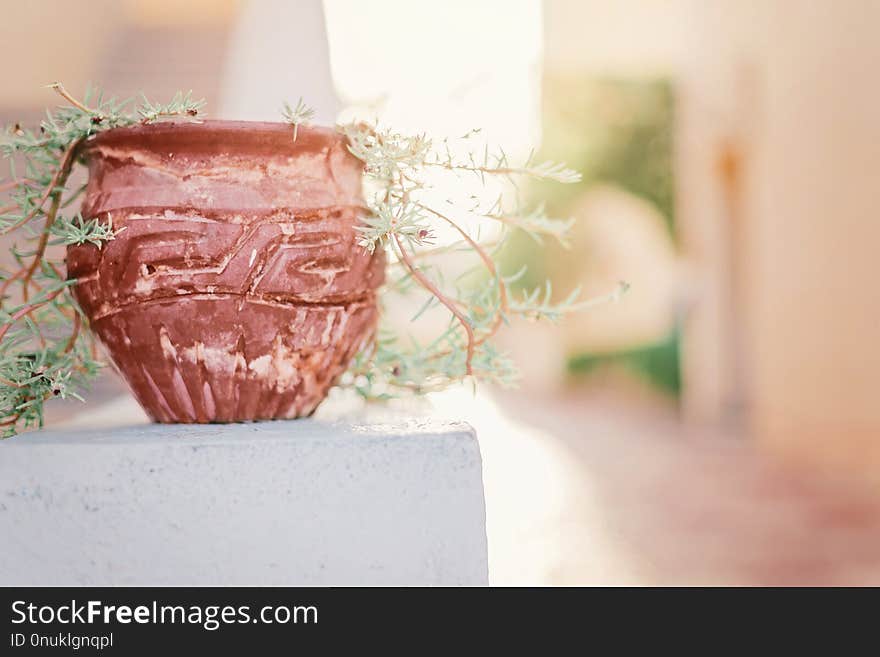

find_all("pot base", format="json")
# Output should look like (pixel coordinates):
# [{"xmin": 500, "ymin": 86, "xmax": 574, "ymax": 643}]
[{"xmin": 91, "ymin": 294, "xmax": 376, "ymax": 423}]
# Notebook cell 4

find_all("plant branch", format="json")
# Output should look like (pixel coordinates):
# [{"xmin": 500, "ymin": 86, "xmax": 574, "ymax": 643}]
[
  {"xmin": 1, "ymin": 83, "xmax": 208, "ymax": 437},
  {"xmin": 392, "ymin": 233, "xmax": 475, "ymax": 375},
  {"xmin": 414, "ymin": 201, "xmax": 508, "ymax": 341},
  {"xmin": 1, "ymin": 138, "xmax": 81, "ymax": 236},
  {"xmin": 0, "ymin": 286, "xmax": 66, "ymax": 343},
  {"xmin": 48, "ymin": 82, "xmax": 95, "ymax": 114},
  {"xmin": 20, "ymin": 142, "xmax": 80, "ymax": 302},
  {"xmin": 62, "ymin": 310, "xmax": 81, "ymax": 354},
  {"xmin": 0, "ymin": 269, "xmax": 28, "ymax": 302}
]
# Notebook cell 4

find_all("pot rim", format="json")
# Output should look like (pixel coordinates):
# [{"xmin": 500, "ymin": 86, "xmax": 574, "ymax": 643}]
[{"xmin": 84, "ymin": 119, "xmax": 344, "ymax": 156}]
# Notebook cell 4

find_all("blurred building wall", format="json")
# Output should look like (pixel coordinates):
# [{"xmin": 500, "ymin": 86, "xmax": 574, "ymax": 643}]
[
  {"xmin": 219, "ymin": 0, "xmax": 339, "ymax": 122},
  {"xmin": 680, "ymin": 0, "xmax": 880, "ymax": 475},
  {"xmin": 746, "ymin": 2, "xmax": 880, "ymax": 473},
  {"xmin": 0, "ymin": 0, "xmax": 236, "ymax": 120},
  {"xmin": 550, "ymin": 0, "xmax": 880, "ymax": 476},
  {"xmin": 0, "ymin": 1, "xmax": 125, "ymax": 109}
]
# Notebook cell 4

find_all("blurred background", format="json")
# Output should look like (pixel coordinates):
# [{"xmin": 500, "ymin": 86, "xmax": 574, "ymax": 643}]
[{"xmin": 3, "ymin": 0, "xmax": 880, "ymax": 585}]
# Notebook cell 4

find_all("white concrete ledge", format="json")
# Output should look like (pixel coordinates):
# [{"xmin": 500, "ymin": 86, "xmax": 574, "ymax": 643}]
[{"xmin": 0, "ymin": 420, "xmax": 487, "ymax": 585}]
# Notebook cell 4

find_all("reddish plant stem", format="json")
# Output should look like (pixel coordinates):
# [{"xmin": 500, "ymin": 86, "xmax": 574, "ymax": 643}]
[
  {"xmin": 0, "ymin": 269, "xmax": 26, "ymax": 301},
  {"xmin": 21, "ymin": 194, "xmax": 62, "ymax": 303},
  {"xmin": 48, "ymin": 82, "xmax": 95, "ymax": 114},
  {"xmin": 393, "ymin": 233, "xmax": 475, "ymax": 375},
  {"xmin": 0, "ymin": 286, "xmax": 65, "ymax": 343},
  {"xmin": 0, "ymin": 269, "xmax": 46, "ymax": 305},
  {"xmin": 1, "ymin": 178, "xmax": 37, "ymax": 194},
  {"xmin": 20, "ymin": 140, "xmax": 81, "ymax": 303},
  {"xmin": 386, "ymin": 239, "xmax": 502, "ymax": 263},
  {"xmin": 62, "ymin": 311, "xmax": 81, "ymax": 354},
  {"xmin": 0, "ymin": 413, "xmax": 21, "ymax": 427},
  {"xmin": 415, "ymin": 202, "xmax": 508, "ymax": 344},
  {"xmin": 0, "ymin": 139, "xmax": 81, "ymax": 237}
]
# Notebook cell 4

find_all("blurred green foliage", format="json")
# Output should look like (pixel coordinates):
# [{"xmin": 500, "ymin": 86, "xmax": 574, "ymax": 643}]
[
  {"xmin": 567, "ymin": 324, "xmax": 681, "ymax": 396},
  {"xmin": 532, "ymin": 76, "xmax": 675, "ymax": 233},
  {"xmin": 506, "ymin": 75, "xmax": 680, "ymax": 396}
]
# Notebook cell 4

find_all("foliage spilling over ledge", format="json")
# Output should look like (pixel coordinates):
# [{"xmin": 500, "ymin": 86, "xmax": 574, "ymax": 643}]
[
  {"xmin": 0, "ymin": 85, "xmax": 204, "ymax": 436},
  {"xmin": 333, "ymin": 121, "xmax": 627, "ymax": 398},
  {"xmin": 0, "ymin": 84, "xmax": 626, "ymax": 436}
]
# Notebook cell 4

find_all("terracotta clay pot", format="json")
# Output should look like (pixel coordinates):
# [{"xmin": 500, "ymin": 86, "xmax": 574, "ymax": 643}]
[{"xmin": 67, "ymin": 121, "xmax": 384, "ymax": 423}]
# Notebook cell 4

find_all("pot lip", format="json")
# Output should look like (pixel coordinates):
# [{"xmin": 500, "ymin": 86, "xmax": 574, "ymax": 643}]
[{"xmin": 84, "ymin": 119, "xmax": 343, "ymax": 153}]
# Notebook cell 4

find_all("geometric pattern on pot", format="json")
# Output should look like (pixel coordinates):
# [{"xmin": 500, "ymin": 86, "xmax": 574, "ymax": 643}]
[{"xmin": 67, "ymin": 122, "xmax": 385, "ymax": 423}]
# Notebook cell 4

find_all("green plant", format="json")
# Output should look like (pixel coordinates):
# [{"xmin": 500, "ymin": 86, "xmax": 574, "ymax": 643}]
[
  {"xmin": 0, "ymin": 84, "xmax": 625, "ymax": 436},
  {"xmin": 334, "ymin": 120, "xmax": 627, "ymax": 398},
  {"xmin": 281, "ymin": 97, "xmax": 315, "ymax": 142},
  {"xmin": 0, "ymin": 84, "xmax": 204, "ymax": 436}
]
